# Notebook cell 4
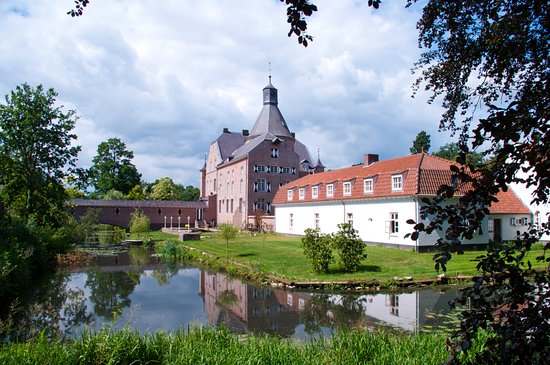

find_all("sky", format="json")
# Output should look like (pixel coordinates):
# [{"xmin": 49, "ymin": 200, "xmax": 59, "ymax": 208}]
[{"xmin": 0, "ymin": 0, "xmax": 454, "ymax": 187}]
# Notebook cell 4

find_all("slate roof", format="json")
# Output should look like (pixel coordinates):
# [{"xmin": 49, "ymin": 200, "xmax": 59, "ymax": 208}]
[
  {"xmin": 249, "ymin": 82, "xmax": 292, "ymax": 138},
  {"xmin": 272, "ymin": 153, "xmax": 453, "ymax": 204},
  {"xmin": 215, "ymin": 132, "xmax": 245, "ymax": 162},
  {"xmin": 69, "ymin": 199, "xmax": 207, "ymax": 209}
]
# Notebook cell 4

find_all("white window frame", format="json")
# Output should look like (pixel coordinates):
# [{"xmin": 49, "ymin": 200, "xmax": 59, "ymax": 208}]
[
  {"xmin": 343, "ymin": 181, "xmax": 352, "ymax": 196},
  {"xmin": 314, "ymin": 213, "xmax": 320, "ymax": 229},
  {"xmin": 256, "ymin": 178, "xmax": 267, "ymax": 192},
  {"xmin": 271, "ymin": 148, "xmax": 279, "ymax": 158},
  {"xmin": 392, "ymin": 175, "xmax": 403, "ymax": 191},
  {"xmin": 269, "ymin": 165, "xmax": 279, "ymax": 173},
  {"xmin": 312, "ymin": 186, "xmax": 319, "ymax": 199},
  {"xmin": 346, "ymin": 212, "xmax": 353, "ymax": 226},
  {"xmin": 299, "ymin": 187, "xmax": 305, "ymax": 200},
  {"xmin": 386, "ymin": 212, "xmax": 399, "ymax": 234},
  {"xmin": 326, "ymin": 184, "xmax": 334, "ymax": 198},
  {"xmin": 364, "ymin": 178, "xmax": 374, "ymax": 194},
  {"xmin": 287, "ymin": 189, "xmax": 294, "ymax": 201}
]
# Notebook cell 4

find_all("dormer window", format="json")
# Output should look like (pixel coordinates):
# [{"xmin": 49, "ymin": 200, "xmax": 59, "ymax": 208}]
[
  {"xmin": 364, "ymin": 178, "xmax": 374, "ymax": 194},
  {"xmin": 392, "ymin": 175, "xmax": 403, "ymax": 191},
  {"xmin": 287, "ymin": 189, "xmax": 294, "ymax": 201},
  {"xmin": 312, "ymin": 186, "xmax": 319, "ymax": 199},
  {"xmin": 299, "ymin": 187, "xmax": 305, "ymax": 200},
  {"xmin": 271, "ymin": 148, "xmax": 279, "ymax": 158},
  {"xmin": 343, "ymin": 181, "xmax": 352, "ymax": 196},
  {"xmin": 326, "ymin": 184, "xmax": 334, "ymax": 197}
]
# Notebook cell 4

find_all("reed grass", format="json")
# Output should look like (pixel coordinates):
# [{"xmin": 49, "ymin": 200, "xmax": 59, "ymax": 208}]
[{"xmin": 0, "ymin": 327, "xmax": 449, "ymax": 365}]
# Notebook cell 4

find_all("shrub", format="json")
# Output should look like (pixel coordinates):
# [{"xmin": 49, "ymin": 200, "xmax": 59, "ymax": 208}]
[
  {"xmin": 302, "ymin": 228, "xmax": 334, "ymax": 273},
  {"xmin": 129, "ymin": 208, "xmax": 150, "ymax": 238},
  {"xmin": 332, "ymin": 223, "xmax": 367, "ymax": 272}
]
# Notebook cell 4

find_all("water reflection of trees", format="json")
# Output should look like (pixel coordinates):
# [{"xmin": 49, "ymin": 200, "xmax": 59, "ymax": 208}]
[
  {"xmin": 3, "ymin": 272, "xmax": 93, "ymax": 342},
  {"xmin": 86, "ymin": 270, "xmax": 140, "ymax": 320},
  {"xmin": 300, "ymin": 294, "xmax": 367, "ymax": 335}
]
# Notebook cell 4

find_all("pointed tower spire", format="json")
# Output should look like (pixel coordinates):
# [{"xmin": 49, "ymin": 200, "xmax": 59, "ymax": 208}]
[{"xmin": 250, "ymin": 75, "xmax": 292, "ymax": 138}]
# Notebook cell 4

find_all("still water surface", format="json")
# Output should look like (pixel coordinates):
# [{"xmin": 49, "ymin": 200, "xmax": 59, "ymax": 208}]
[{"xmin": 16, "ymin": 246, "xmax": 462, "ymax": 340}]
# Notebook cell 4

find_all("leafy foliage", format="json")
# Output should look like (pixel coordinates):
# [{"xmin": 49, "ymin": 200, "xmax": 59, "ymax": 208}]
[
  {"xmin": 302, "ymin": 228, "xmax": 334, "ymax": 273},
  {"xmin": 150, "ymin": 177, "xmax": 180, "ymax": 201},
  {"xmin": 125, "ymin": 184, "xmax": 145, "ymax": 200},
  {"xmin": 89, "ymin": 138, "xmax": 141, "ymax": 196},
  {"xmin": 219, "ymin": 223, "xmax": 239, "ymax": 260},
  {"xmin": 129, "ymin": 208, "xmax": 150, "ymax": 237},
  {"xmin": 410, "ymin": 130, "xmax": 431, "ymax": 154},
  {"xmin": 332, "ymin": 223, "xmax": 367, "ymax": 272},
  {"xmin": 0, "ymin": 83, "xmax": 80, "ymax": 227},
  {"xmin": 406, "ymin": 0, "xmax": 550, "ymax": 362},
  {"xmin": 432, "ymin": 142, "xmax": 484, "ymax": 167}
]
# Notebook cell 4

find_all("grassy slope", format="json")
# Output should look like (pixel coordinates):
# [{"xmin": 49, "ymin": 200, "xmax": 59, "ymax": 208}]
[{"xmin": 184, "ymin": 232, "xmax": 546, "ymax": 283}]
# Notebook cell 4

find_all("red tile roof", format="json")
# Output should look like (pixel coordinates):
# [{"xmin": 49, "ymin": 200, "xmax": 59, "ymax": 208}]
[
  {"xmin": 272, "ymin": 153, "xmax": 466, "ymax": 204},
  {"xmin": 489, "ymin": 189, "xmax": 532, "ymax": 214}
]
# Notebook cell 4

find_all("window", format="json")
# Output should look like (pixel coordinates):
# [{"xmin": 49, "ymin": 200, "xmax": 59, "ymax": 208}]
[
  {"xmin": 257, "ymin": 198, "xmax": 266, "ymax": 212},
  {"xmin": 510, "ymin": 217, "xmax": 517, "ymax": 226},
  {"xmin": 240, "ymin": 179, "xmax": 243, "ymax": 193},
  {"xmin": 312, "ymin": 186, "xmax": 318, "ymax": 199},
  {"xmin": 255, "ymin": 178, "xmax": 267, "ymax": 192},
  {"xmin": 347, "ymin": 213, "xmax": 354, "ymax": 226},
  {"xmin": 231, "ymin": 181, "xmax": 234, "ymax": 194},
  {"xmin": 239, "ymin": 198, "xmax": 243, "ymax": 213},
  {"xmin": 534, "ymin": 211, "xmax": 541, "ymax": 228},
  {"xmin": 230, "ymin": 199, "xmax": 233, "ymax": 213},
  {"xmin": 392, "ymin": 175, "xmax": 403, "ymax": 191},
  {"xmin": 254, "ymin": 165, "xmax": 267, "ymax": 173},
  {"xmin": 289, "ymin": 213, "xmax": 294, "ymax": 229},
  {"xmin": 271, "ymin": 148, "xmax": 279, "ymax": 158},
  {"xmin": 219, "ymin": 201, "xmax": 222, "ymax": 213},
  {"xmin": 314, "ymin": 213, "xmax": 320, "ymax": 229},
  {"xmin": 299, "ymin": 187, "xmax": 305, "ymax": 200},
  {"xmin": 269, "ymin": 165, "xmax": 279, "ymax": 173},
  {"xmin": 226, "ymin": 199, "xmax": 229, "ymax": 213},
  {"xmin": 157, "ymin": 208, "xmax": 162, "ymax": 215},
  {"xmin": 213, "ymin": 178, "xmax": 217, "ymax": 192},
  {"xmin": 326, "ymin": 184, "xmax": 334, "ymax": 197},
  {"xmin": 387, "ymin": 212, "xmax": 399, "ymax": 234},
  {"xmin": 281, "ymin": 167, "xmax": 292, "ymax": 174},
  {"xmin": 115, "ymin": 208, "xmax": 120, "ymax": 215},
  {"xmin": 488, "ymin": 219, "xmax": 494, "ymax": 233},
  {"xmin": 240, "ymin": 166, "xmax": 244, "ymax": 175},
  {"xmin": 343, "ymin": 181, "xmax": 352, "ymax": 196},
  {"xmin": 520, "ymin": 217, "xmax": 528, "ymax": 225},
  {"xmin": 364, "ymin": 178, "xmax": 374, "ymax": 194},
  {"xmin": 287, "ymin": 189, "xmax": 294, "ymax": 201}
]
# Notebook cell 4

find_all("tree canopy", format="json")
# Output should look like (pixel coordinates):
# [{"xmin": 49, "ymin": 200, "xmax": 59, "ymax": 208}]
[
  {"xmin": 0, "ymin": 83, "xmax": 80, "ymax": 227},
  {"xmin": 89, "ymin": 138, "xmax": 141, "ymax": 196},
  {"xmin": 410, "ymin": 130, "xmax": 431, "ymax": 154}
]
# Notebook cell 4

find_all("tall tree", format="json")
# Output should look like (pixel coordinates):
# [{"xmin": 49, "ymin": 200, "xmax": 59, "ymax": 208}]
[
  {"xmin": 179, "ymin": 185, "xmax": 200, "ymax": 201},
  {"xmin": 89, "ymin": 138, "xmax": 141, "ymax": 195},
  {"xmin": 407, "ymin": 0, "xmax": 549, "ymax": 362},
  {"xmin": 409, "ymin": 130, "xmax": 431, "ymax": 154},
  {"xmin": 150, "ymin": 177, "xmax": 179, "ymax": 201},
  {"xmin": 433, "ymin": 142, "xmax": 485, "ymax": 167},
  {"xmin": 0, "ymin": 83, "xmax": 80, "ymax": 227}
]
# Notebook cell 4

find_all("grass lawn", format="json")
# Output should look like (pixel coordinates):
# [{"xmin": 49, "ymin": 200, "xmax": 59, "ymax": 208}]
[{"xmin": 181, "ymin": 231, "xmax": 547, "ymax": 283}]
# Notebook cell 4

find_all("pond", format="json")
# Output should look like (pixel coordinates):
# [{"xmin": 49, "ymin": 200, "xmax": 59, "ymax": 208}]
[{"xmin": 6, "ymin": 246, "xmax": 463, "ymax": 341}]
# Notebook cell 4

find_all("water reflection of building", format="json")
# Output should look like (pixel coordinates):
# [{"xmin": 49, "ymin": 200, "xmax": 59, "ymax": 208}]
[
  {"xmin": 198, "ymin": 271, "xmax": 301, "ymax": 337},
  {"xmin": 199, "ymin": 269, "xmax": 461, "ymax": 336}
]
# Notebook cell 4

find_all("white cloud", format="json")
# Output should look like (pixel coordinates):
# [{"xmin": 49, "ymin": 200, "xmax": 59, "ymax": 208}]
[{"xmin": 0, "ymin": 0, "xmax": 454, "ymax": 186}]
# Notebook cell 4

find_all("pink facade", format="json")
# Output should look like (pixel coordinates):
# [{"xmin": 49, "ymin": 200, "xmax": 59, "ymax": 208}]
[{"xmin": 201, "ymin": 80, "xmax": 323, "ymax": 228}]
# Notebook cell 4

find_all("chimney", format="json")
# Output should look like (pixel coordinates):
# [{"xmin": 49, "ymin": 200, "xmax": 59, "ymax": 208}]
[
  {"xmin": 242, "ymin": 129, "xmax": 249, "ymax": 136},
  {"xmin": 364, "ymin": 154, "xmax": 379, "ymax": 165},
  {"xmin": 290, "ymin": 132, "xmax": 295, "ymax": 138},
  {"xmin": 223, "ymin": 127, "xmax": 229, "ymax": 133}
]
